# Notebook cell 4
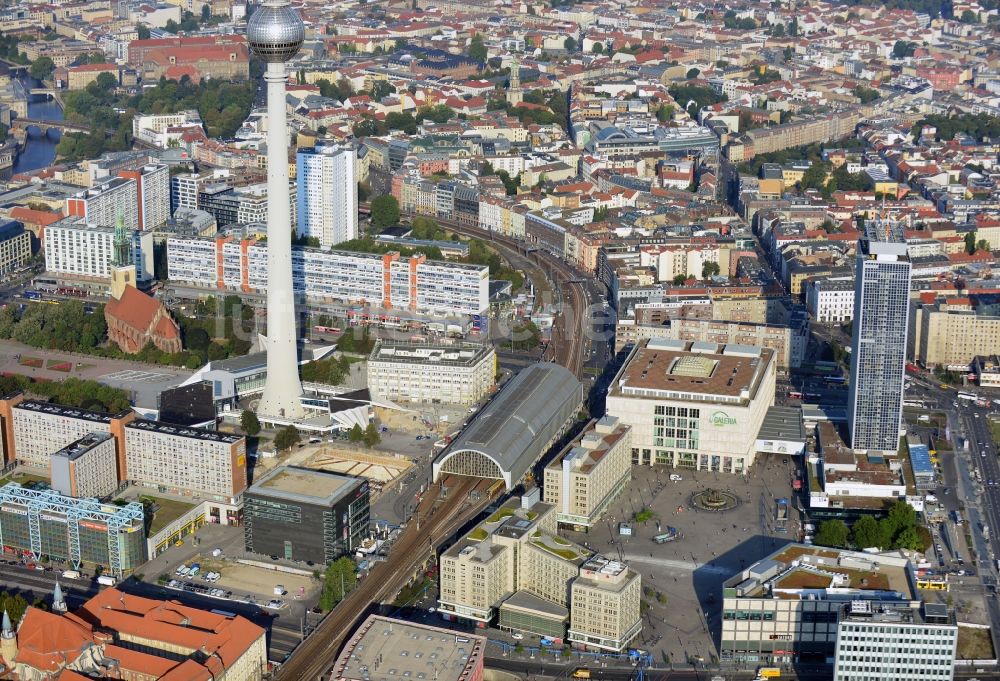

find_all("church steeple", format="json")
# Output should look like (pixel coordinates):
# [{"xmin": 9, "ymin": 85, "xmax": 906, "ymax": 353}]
[
  {"xmin": 0, "ymin": 608, "xmax": 15, "ymax": 663},
  {"xmin": 112, "ymin": 212, "xmax": 132, "ymax": 268},
  {"xmin": 52, "ymin": 581, "xmax": 67, "ymax": 613},
  {"xmin": 109, "ymin": 212, "xmax": 137, "ymax": 301},
  {"xmin": 507, "ymin": 55, "xmax": 523, "ymax": 106}
]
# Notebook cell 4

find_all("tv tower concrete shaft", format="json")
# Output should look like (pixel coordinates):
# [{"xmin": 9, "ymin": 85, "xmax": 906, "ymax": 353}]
[{"xmin": 253, "ymin": 49, "xmax": 305, "ymax": 418}]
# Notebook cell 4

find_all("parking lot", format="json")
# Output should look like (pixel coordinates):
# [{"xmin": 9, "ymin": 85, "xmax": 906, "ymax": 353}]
[{"xmin": 138, "ymin": 522, "xmax": 321, "ymax": 619}]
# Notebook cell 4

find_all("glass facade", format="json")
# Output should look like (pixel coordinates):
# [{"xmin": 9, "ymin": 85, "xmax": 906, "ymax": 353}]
[
  {"xmin": 0, "ymin": 494, "xmax": 146, "ymax": 575},
  {"xmin": 499, "ymin": 607, "xmax": 567, "ymax": 639},
  {"xmin": 848, "ymin": 226, "xmax": 911, "ymax": 452}
]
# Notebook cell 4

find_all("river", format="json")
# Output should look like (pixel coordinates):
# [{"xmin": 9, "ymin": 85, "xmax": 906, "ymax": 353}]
[{"xmin": 8, "ymin": 75, "xmax": 63, "ymax": 177}]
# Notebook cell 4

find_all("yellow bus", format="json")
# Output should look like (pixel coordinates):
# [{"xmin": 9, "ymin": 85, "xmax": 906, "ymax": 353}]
[
  {"xmin": 571, "ymin": 669, "xmax": 591, "ymax": 679},
  {"xmin": 757, "ymin": 668, "xmax": 781, "ymax": 679}
]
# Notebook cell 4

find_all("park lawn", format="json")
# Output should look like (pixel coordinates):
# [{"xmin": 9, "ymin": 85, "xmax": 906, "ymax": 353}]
[
  {"xmin": 47, "ymin": 360, "xmax": 72, "ymax": 372},
  {"xmin": 0, "ymin": 471, "xmax": 49, "ymax": 488},
  {"xmin": 19, "ymin": 357, "xmax": 43, "ymax": 368}
]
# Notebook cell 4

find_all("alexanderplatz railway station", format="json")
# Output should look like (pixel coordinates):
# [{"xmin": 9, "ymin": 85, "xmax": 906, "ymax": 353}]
[
  {"xmin": 276, "ymin": 362, "xmax": 582, "ymax": 680},
  {"xmin": 433, "ymin": 362, "xmax": 583, "ymax": 491}
]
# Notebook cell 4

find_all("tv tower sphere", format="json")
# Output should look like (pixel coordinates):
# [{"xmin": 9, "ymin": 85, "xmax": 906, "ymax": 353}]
[{"xmin": 246, "ymin": 0, "xmax": 304, "ymax": 63}]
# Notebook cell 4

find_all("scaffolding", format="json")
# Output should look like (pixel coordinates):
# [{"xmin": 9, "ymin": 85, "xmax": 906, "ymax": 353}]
[{"xmin": 0, "ymin": 483, "xmax": 143, "ymax": 575}]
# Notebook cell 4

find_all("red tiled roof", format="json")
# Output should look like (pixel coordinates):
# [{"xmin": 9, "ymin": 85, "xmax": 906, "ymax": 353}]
[
  {"xmin": 67, "ymin": 62, "xmax": 118, "ymax": 73},
  {"xmin": 10, "ymin": 206, "xmax": 63, "ymax": 226},
  {"xmin": 105, "ymin": 286, "xmax": 179, "ymax": 339},
  {"xmin": 78, "ymin": 589, "xmax": 263, "ymax": 669},
  {"xmin": 14, "ymin": 608, "xmax": 93, "ymax": 673}
]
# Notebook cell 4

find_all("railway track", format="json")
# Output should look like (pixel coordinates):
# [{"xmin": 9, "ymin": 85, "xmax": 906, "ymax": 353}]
[
  {"xmin": 274, "ymin": 475, "xmax": 490, "ymax": 680},
  {"xmin": 357, "ymin": 203, "xmax": 590, "ymax": 378},
  {"xmin": 414, "ymin": 216, "xmax": 589, "ymax": 378}
]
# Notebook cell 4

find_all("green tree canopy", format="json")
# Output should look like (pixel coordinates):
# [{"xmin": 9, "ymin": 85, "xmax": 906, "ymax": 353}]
[
  {"xmin": 853, "ymin": 85, "xmax": 880, "ymax": 104},
  {"xmin": 240, "ymin": 409, "xmax": 261, "ymax": 436},
  {"xmin": 667, "ymin": 84, "xmax": 725, "ymax": 115},
  {"xmin": 29, "ymin": 56, "xmax": 55, "ymax": 80},
  {"xmin": 348, "ymin": 423, "xmax": 364, "ymax": 443},
  {"xmin": 319, "ymin": 557, "xmax": 358, "ymax": 610},
  {"xmin": 370, "ymin": 194, "xmax": 400, "ymax": 228},
  {"xmin": 686, "ymin": 67, "xmax": 700, "ymax": 79},
  {"xmin": 369, "ymin": 80, "xmax": 396, "ymax": 101},
  {"xmin": 274, "ymin": 425, "xmax": 301, "ymax": 451},
  {"xmin": 701, "ymin": 261, "xmax": 720, "ymax": 278},
  {"xmin": 815, "ymin": 519, "xmax": 849, "ymax": 548},
  {"xmin": 363, "ymin": 422, "xmax": 381, "ymax": 447},
  {"xmin": 469, "ymin": 33, "xmax": 487, "ymax": 62},
  {"xmin": 892, "ymin": 40, "xmax": 915, "ymax": 58},
  {"xmin": 800, "ymin": 163, "xmax": 828, "ymax": 191},
  {"xmin": 850, "ymin": 515, "xmax": 882, "ymax": 549}
]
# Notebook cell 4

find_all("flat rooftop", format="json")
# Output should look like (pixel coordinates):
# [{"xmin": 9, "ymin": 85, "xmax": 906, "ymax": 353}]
[
  {"xmin": 369, "ymin": 340, "xmax": 492, "ymax": 367},
  {"xmin": 333, "ymin": 615, "xmax": 485, "ymax": 681},
  {"xmin": 724, "ymin": 543, "xmax": 914, "ymax": 601},
  {"xmin": 248, "ymin": 465, "xmax": 362, "ymax": 507},
  {"xmin": 16, "ymin": 399, "xmax": 116, "ymax": 424},
  {"xmin": 756, "ymin": 406, "xmax": 806, "ymax": 442},
  {"xmin": 547, "ymin": 416, "xmax": 629, "ymax": 475},
  {"xmin": 126, "ymin": 419, "xmax": 242, "ymax": 444},
  {"xmin": 52, "ymin": 432, "xmax": 113, "ymax": 462},
  {"xmin": 611, "ymin": 339, "xmax": 773, "ymax": 402}
]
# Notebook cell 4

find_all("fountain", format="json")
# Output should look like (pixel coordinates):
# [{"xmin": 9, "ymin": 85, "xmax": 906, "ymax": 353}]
[{"xmin": 690, "ymin": 487, "xmax": 740, "ymax": 512}]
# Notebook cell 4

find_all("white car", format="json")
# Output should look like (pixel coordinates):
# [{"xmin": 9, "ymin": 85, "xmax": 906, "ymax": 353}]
[
  {"xmin": 511, "ymin": 632, "xmax": 524, "ymax": 640},
  {"xmin": 669, "ymin": 474, "xmax": 683, "ymax": 482}
]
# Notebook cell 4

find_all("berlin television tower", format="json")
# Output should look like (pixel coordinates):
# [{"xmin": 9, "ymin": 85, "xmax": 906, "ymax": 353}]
[{"xmin": 247, "ymin": 0, "xmax": 305, "ymax": 419}]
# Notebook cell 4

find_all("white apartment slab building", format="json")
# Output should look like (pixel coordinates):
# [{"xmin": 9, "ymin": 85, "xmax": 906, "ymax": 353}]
[
  {"xmin": 50, "ymin": 432, "xmax": 119, "ymax": 499},
  {"xmin": 543, "ymin": 416, "xmax": 632, "ymax": 530},
  {"xmin": 44, "ymin": 216, "xmax": 155, "ymax": 285},
  {"xmin": 119, "ymin": 164, "xmax": 170, "ymax": 231},
  {"xmin": 2, "ymin": 397, "xmax": 134, "ymax": 471},
  {"xmin": 297, "ymin": 145, "xmax": 358, "ymax": 247},
  {"xmin": 0, "ymin": 221, "xmax": 31, "ymax": 275},
  {"xmin": 367, "ymin": 341, "xmax": 496, "ymax": 405},
  {"xmin": 166, "ymin": 235, "xmax": 490, "ymax": 318},
  {"xmin": 807, "ymin": 278, "xmax": 855, "ymax": 324},
  {"xmin": 66, "ymin": 176, "xmax": 139, "ymax": 232},
  {"xmin": 605, "ymin": 338, "xmax": 776, "ymax": 473},
  {"xmin": 124, "ymin": 420, "xmax": 247, "ymax": 502},
  {"xmin": 833, "ymin": 601, "xmax": 957, "ymax": 681}
]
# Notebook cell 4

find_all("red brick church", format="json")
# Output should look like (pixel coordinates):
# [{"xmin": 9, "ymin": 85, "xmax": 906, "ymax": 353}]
[{"xmin": 105, "ymin": 286, "xmax": 182, "ymax": 354}]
